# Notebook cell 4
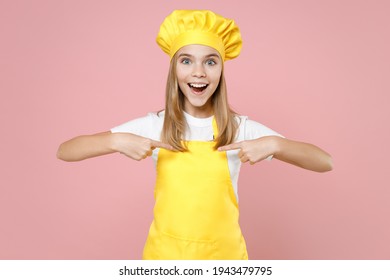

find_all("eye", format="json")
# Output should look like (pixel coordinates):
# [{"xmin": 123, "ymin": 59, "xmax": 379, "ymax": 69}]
[
  {"xmin": 181, "ymin": 58, "xmax": 191, "ymax": 65},
  {"xmin": 206, "ymin": 59, "xmax": 216, "ymax": 66}
]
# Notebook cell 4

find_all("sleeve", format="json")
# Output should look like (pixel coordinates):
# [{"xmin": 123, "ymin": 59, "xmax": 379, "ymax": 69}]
[
  {"xmin": 110, "ymin": 112, "xmax": 163, "ymax": 141},
  {"xmin": 243, "ymin": 119, "xmax": 284, "ymax": 140}
]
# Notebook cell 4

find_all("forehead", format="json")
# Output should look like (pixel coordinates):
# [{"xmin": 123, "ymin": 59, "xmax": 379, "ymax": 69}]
[{"xmin": 177, "ymin": 44, "xmax": 221, "ymax": 58}]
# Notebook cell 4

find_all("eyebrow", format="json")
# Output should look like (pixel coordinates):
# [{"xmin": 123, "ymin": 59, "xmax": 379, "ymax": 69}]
[{"xmin": 178, "ymin": 53, "xmax": 220, "ymax": 59}]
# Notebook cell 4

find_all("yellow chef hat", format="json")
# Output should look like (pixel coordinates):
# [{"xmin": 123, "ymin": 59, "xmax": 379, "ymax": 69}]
[{"xmin": 156, "ymin": 10, "xmax": 242, "ymax": 61}]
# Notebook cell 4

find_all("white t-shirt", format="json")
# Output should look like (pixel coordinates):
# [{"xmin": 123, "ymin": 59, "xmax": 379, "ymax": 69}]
[{"xmin": 111, "ymin": 111, "xmax": 283, "ymax": 201}]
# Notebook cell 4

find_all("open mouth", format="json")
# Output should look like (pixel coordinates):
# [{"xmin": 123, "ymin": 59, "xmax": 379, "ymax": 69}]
[{"xmin": 188, "ymin": 83, "xmax": 208, "ymax": 94}]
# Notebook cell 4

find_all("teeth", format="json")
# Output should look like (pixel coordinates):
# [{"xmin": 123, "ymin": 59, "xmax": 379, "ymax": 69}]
[{"xmin": 190, "ymin": 83, "xmax": 207, "ymax": 88}]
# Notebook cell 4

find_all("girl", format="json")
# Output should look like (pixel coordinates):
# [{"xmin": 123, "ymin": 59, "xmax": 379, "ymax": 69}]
[{"xmin": 57, "ymin": 10, "xmax": 332, "ymax": 260}]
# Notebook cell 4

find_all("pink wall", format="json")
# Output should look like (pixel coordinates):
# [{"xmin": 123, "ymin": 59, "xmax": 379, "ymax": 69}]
[{"xmin": 1, "ymin": 0, "xmax": 389, "ymax": 259}]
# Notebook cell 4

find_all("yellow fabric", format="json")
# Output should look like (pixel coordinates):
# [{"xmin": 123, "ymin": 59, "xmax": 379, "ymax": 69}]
[
  {"xmin": 143, "ymin": 120, "xmax": 248, "ymax": 259},
  {"xmin": 156, "ymin": 10, "xmax": 242, "ymax": 61}
]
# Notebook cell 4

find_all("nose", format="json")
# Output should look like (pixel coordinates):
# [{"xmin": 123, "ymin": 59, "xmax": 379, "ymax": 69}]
[{"xmin": 191, "ymin": 63, "xmax": 206, "ymax": 78}]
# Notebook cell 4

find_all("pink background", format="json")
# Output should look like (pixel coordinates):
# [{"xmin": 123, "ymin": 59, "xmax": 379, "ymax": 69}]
[{"xmin": 1, "ymin": 0, "xmax": 389, "ymax": 259}]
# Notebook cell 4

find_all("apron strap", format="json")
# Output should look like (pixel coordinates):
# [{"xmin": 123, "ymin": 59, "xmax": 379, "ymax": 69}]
[{"xmin": 212, "ymin": 117, "xmax": 219, "ymax": 140}]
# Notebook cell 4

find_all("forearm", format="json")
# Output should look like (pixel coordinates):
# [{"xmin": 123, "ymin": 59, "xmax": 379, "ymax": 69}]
[
  {"xmin": 273, "ymin": 137, "xmax": 333, "ymax": 172},
  {"xmin": 57, "ymin": 131, "xmax": 116, "ymax": 162}
]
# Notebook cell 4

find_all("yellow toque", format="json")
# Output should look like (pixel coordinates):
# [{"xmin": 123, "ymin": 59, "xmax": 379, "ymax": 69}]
[{"xmin": 156, "ymin": 10, "xmax": 242, "ymax": 61}]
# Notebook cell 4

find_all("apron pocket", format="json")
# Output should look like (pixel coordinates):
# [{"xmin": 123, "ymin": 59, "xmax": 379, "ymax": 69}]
[{"xmin": 152, "ymin": 231, "xmax": 217, "ymax": 260}]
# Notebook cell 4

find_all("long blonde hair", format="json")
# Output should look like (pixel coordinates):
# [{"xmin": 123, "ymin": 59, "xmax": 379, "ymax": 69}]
[{"xmin": 161, "ymin": 53, "xmax": 238, "ymax": 151}]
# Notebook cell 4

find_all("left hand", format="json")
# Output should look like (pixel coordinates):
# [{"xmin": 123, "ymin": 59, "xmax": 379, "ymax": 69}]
[{"xmin": 218, "ymin": 136, "xmax": 278, "ymax": 165}]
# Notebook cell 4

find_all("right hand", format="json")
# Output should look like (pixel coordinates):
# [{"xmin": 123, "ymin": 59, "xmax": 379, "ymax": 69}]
[{"xmin": 111, "ymin": 133, "xmax": 174, "ymax": 161}]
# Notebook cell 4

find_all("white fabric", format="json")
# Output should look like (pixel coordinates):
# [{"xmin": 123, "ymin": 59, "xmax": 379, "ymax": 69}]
[{"xmin": 111, "ymin": 111, "xmax": 283, "ymax": 201}]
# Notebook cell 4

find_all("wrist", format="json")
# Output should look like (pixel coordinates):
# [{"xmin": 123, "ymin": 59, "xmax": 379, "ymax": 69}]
[
  {"xmin": 268, "ymin": 136, "xmax": 283, "ymax": 157},
  {"xmin": 107, "ymin": 132, "xmax": 119, "ymax": 153}
]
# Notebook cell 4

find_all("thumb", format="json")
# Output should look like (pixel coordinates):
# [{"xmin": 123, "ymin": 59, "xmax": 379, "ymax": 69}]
[{"xmin": 150, "ymin": 140, "xmax": 175, "ymax": 151}]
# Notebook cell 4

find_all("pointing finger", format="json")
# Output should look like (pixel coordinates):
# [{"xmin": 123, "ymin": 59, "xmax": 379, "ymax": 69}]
[{"xmin": 218, "ymin": 142, "xmax": 242, "ymax": 152}]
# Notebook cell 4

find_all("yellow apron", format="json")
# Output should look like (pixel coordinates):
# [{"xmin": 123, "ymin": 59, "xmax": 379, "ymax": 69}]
[{"xmin": 142, "ymin": 120, "xmax": 248, "ymax": 259}]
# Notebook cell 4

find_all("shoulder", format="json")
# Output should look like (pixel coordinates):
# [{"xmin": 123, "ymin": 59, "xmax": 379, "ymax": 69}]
[
  {"xmin": 110, "ymin": 111, "xmax": 164, "ymax": 140},
  {"xmin": 235, "ymin": 115, "xmax": 283, "ymax": 141},
  {"xmin": 235, "ymin": 115, "xmax": 248, "ymax": 126}
]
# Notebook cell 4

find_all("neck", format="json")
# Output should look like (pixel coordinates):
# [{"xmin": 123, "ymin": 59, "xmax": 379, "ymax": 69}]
[{"xmin": 184, "ymin": 104, "xmax": 213, "ymax": 118}]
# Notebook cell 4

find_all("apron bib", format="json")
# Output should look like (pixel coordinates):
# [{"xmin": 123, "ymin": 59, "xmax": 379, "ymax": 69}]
[{"xmin": 142, "ymin": 121, "xmax": 248, "ymax": 259}]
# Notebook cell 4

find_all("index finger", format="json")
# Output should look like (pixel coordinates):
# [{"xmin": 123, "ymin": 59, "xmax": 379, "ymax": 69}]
[
  {"xmin": 218, "ymin": 142, "xmax": 242, "ymax": 152},
  {"xmin": 151, "ymin": 140, "xmax": 175, "ymax": 151}
]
